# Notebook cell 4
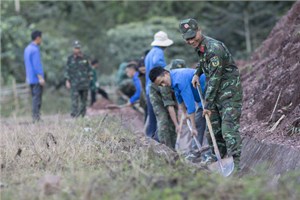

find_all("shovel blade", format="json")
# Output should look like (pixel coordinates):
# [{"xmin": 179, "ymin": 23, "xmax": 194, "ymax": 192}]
[{"xmin": 208, "ymin": 156, "xmax": 234, "ymax": 177}]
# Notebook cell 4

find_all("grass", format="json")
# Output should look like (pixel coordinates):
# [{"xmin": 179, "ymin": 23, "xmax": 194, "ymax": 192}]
[
  {"xmin": 0, "ymin": 114, "xmax": 300, "ymax": 200},
  {"xmin": 1, "ymin": 88, "xmax": 71, "ymax": 118}
]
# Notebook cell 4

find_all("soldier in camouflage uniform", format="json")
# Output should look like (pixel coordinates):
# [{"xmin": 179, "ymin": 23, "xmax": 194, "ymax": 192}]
[
  {"xmin": 179, "ymin": 18, "xmax": 243, "ymax": 168},
  {"xmin": 65, "ymin": 41, "xmax": 92, "ymax": 117},
  {"xmin": 116, "ymin": 61, "xmax": 136, "ymax": 104},
  {"xmin": 150, "ymin": 59, "xmax": 186, "ymax": 149},
  {"xmin": 90, "ymin": 59, "xmax": 109, "ymax": 106}
]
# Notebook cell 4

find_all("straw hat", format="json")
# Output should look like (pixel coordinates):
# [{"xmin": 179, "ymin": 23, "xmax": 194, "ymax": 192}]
[{"xmin": 151, "ymin": 31, "xmax": 173, "ymax": 47}]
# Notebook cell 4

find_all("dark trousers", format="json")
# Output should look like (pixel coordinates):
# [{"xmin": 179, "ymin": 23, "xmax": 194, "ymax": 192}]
[
  {"xmin": 195, "ymin": 107, "xmax": 207, "ymax": 146},
  {"xmin": 30, "ymin": 84, "xmax": 43, "ymax": 122},
  {"xmin": 146, "ymin": 95, "xmax": 158, "ymax": 141},
  {"xmin": 143, "ymin": 106, "xmax": 148, "ymax": 123},
  {"xmin": 90, "ymin": 88, "xmax": 109, "ymax": 106},
  {"xmin": 90, "ymin": 90, "xmax": 97, "ymax": 106},
  {"xmin": 71, "ymin": 88, "xmax": 88, "ymax": 117},
  {"xmin": 98, "ymin": 87, "xmax": 109, "ymax": 99}
]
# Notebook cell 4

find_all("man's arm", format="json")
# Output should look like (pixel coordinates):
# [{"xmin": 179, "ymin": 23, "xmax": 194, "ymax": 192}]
[
  {"xmin": 192, "ymin": 62, "xmax": 204, "ymax": 88},
  {"xmin": 187, "ymin": 112, "xmax": 198, "ymax": 136},
  {"xmin": 160, "ymin": 86, "xmax": 179, "ymax": 132},
  {"xmin": 32, "ymin": 50, "xmax": 45, "ymax": 86},
  {"xmin": 178, "ymin": 103, "xmax": 197, "ymax": 136},
  {"xmin": 65, "ymin": 57, "xmax": 71, "ymax": 89},
  {"xmin": 152, "ymin": 51, "xmax": 166, "ymax": 68},
  {"xmin": 129, "ymin": 76, "xmax": 142, "ymax": 104},
  {"xmin": 204, "ymin": 49, "xmax": 224, "ymax": 110},
  {"xmin": 180, "ymin": 85, "xmax": 199, "ymax": 136},
  {"xmin": 88, "ymin": 59, "xmax": 93, "ymax": 81},
  {"xmin": 37, "ymin": 75, "xmax": 45, "ymax": 86}
]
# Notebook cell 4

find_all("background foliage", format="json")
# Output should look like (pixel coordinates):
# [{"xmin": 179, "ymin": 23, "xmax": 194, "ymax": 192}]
[{"xmin": 1, "ymin": 1, "xmax": 294, "ymax": 87}]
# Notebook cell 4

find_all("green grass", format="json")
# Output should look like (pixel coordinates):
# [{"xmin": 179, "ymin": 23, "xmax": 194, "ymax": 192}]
[
  {"xmin": 0, "ymin": 115, "xmax": 299, "ymax": 200},
  {"xmin": 1, "ymin": 87, "xmax": 70, "ymax": 118}
]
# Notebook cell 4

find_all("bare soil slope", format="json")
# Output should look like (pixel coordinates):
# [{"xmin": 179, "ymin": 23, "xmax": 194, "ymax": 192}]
[{"xmin": 240, "ymin": 1, "xmax": 300, "ymax": 147}]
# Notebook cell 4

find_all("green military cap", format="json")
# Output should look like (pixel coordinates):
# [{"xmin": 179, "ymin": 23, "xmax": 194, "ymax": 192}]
[
  {"xmin": 73, "ymin": 40, "xmax": 81, "ymax": 48},
  {"xmin": 179, "ymin": 18, "xmax": 198, "ymax": 40},
  {"xmin": 126, "ymin": 61, "xmax": 138, "ymax": 69},
  {"xmin": 165, "ymin": 59, "xmax": 186, "ymax": 71},
  {"xmin": 171, "ymin": 59, "xmax": 186, "ymax": 69}
]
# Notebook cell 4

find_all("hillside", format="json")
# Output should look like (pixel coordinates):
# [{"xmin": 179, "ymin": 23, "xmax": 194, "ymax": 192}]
[{"xmin": 240, "ymin": 1, "xmax": 300, "ymax": 147}]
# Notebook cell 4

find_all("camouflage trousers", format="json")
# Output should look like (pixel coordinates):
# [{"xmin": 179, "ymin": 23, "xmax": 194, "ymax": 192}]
[
  {"xmin": 70, "ymin": 88, "xmax": 88, "ymax": 117},
  {"xmin": 157, "ymin": 111, "xmax": 177, "ymax": 149},
  {"xmin": 207, "ymin": 101, "xmax": 242, "ymax": 168}
]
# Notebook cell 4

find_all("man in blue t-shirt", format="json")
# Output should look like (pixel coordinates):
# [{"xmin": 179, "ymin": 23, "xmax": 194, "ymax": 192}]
[
  {"xmin": 24, "ymin": 30, "xmax": 45, "ymax": 122},
  {"xmin": 125, "ymin": 62, "xmax": 142, "ymax": 106},
  {"xmin": 149, "ymin": 67, "xmax": 214, "ymax": 163},
  {"xmin": 144, "ymin": 31, "xmax": 173, "ymax": 141},
  {"xmin": 149, "ymin": 67, "xmax": 204, "ymax": 135}
]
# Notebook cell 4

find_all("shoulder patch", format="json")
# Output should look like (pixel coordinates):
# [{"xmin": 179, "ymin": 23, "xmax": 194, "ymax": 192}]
[
  {"xmin": 210, "ymin": 56, "xmax": 220, "ymax": 67},
  {"xmin": 206, "ymin": 52, "xmax": 215, "ymax": 60}
]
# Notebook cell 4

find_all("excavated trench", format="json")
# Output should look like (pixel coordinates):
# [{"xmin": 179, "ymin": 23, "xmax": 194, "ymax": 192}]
[
  {"xmin": 240, "ymin": 137, "xmax": 300, "ymax": 175},
  {"xmin": 87, "ymin": 99, "xmax": 300, "ymax": 176}
]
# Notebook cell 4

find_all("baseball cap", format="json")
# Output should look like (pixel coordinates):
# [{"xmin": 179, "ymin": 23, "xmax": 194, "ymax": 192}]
[
  {"xmin": 73, "ymin": 40, "xmax": 81, "ymax": 48},
  {"xmin": 179, "ymin": 18, "xmax": 198, "ymax": 40}
]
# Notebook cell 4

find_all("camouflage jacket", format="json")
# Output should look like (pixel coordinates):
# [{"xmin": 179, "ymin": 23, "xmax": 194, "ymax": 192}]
[
  {"xmin": 65, "ymin": 53, "xmax": 92, "ymax": 90},
  {"xmin": 150, "ymin": 84, "xmax": 177, "ymax": 118},
  {"xmin": 194, "ymin": 35, "xmax": 242, "ymax": 110},
  {"xmin": 90, "ymin": 68, "xmax": 98, "ymax": 91},
  {"xmin": 116, "ymin": 62, "xmax": 128, "ymax": 85}
]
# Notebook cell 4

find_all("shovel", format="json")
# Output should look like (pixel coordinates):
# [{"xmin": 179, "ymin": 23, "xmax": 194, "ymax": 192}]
[
  {"xmin": 105, "ymin": 104, "xmax": 125, "ymax": 109},
  {"xmin": 175, "ymin": 115, "xmax": 185, "ymax": 151},
  {"xmin": 196, "ymin": 85, "xmax": 234, "ymax": 177},
  {"xmin": 186, "ymin": 119, "xmax": 210, "ymax": 154}
]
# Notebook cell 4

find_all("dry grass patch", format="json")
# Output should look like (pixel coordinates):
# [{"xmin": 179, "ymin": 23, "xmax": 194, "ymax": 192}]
[{"xmin": 0, "ymin": 114, "xmax": 299, "ymax": 200}]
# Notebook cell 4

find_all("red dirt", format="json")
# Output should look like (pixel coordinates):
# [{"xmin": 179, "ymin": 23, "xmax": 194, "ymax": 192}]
[{"xmin": 240, "ymin": 1, "xmax": 300, "ymax": 148}]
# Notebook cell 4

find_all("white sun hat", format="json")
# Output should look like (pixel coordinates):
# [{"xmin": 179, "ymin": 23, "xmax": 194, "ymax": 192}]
[{"xmin": 151, "ymin": 31, "xmax": 174, "ymax": 47}]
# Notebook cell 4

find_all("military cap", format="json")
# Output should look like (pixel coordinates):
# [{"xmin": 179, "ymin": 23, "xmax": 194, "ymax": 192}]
[
  {"xmin": 73, "ymin": 40, "xmax": 81, "ymax": 48},
  {"xmin": 126, "ymin": 61, "xmax": 138, "ymax": 70},
  {"xmin": 179, "ymin": 18, "xmax": 198, "ymax": 40},
  {"xmin": 165, "ymin": 59, "xmax": 186, "ymax": 71},
  {"xmin": 171, "ymin": 59, "xmax": 186, "ymax": 69}
]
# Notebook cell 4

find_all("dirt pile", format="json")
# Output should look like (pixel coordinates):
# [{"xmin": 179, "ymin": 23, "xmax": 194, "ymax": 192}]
[
  {"xmin": 90, "ymin": 98, "xmax": 112, "ymax": 110},
  {"xmin": 240, "ymin": 1, "xmax": 300, "ymax": 147}
]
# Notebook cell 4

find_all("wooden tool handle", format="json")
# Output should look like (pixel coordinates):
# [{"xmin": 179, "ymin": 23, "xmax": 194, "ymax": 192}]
[
  {"xmin": 196, "ymin": 86, "xmax": 222, "ymax": 161},
  {"xmin": 178, "ymin": 114, "xmax": 185, "ymax": 134}
]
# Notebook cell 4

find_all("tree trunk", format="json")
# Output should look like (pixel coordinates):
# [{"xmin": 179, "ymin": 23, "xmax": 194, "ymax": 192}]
[
  {"xmin": 15, "ymin": 0, "xmax": 20, "ymax": 13},
  {"xmin": 244, "ymin": 10, "xmax": 252, "ymax": 54}
]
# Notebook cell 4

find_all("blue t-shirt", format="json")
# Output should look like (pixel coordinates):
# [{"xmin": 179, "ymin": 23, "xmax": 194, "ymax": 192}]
[
  {"xmin": 23, "ymin": 42, "xmax": 44, "ymax": 84},
  {"xmin": 130, "ymin": 72, "xmax": 142, "ymax": 104},
  {"xmin": 145, "ymin": 46, "xmax": 166, "ymax": 95},
  {"xmin": 170, "ymin": 68, "xmax": 206, "ymax": 114}
]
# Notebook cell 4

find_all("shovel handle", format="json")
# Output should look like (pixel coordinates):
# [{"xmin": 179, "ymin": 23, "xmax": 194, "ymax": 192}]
[
  {"xmin": 178, "ymin": 114, "xmax": 185, "ymax": 134},
  {"xmin": 175, "ymin": 115, "xmax": 185, "ymax": 150},
  {"xmin": 196, "ymin": 85, "xmax": 223, "ymax": 163},
  {"xmin": 186, "ymin": 119, "xmax": 203, "ymax": 151}
]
